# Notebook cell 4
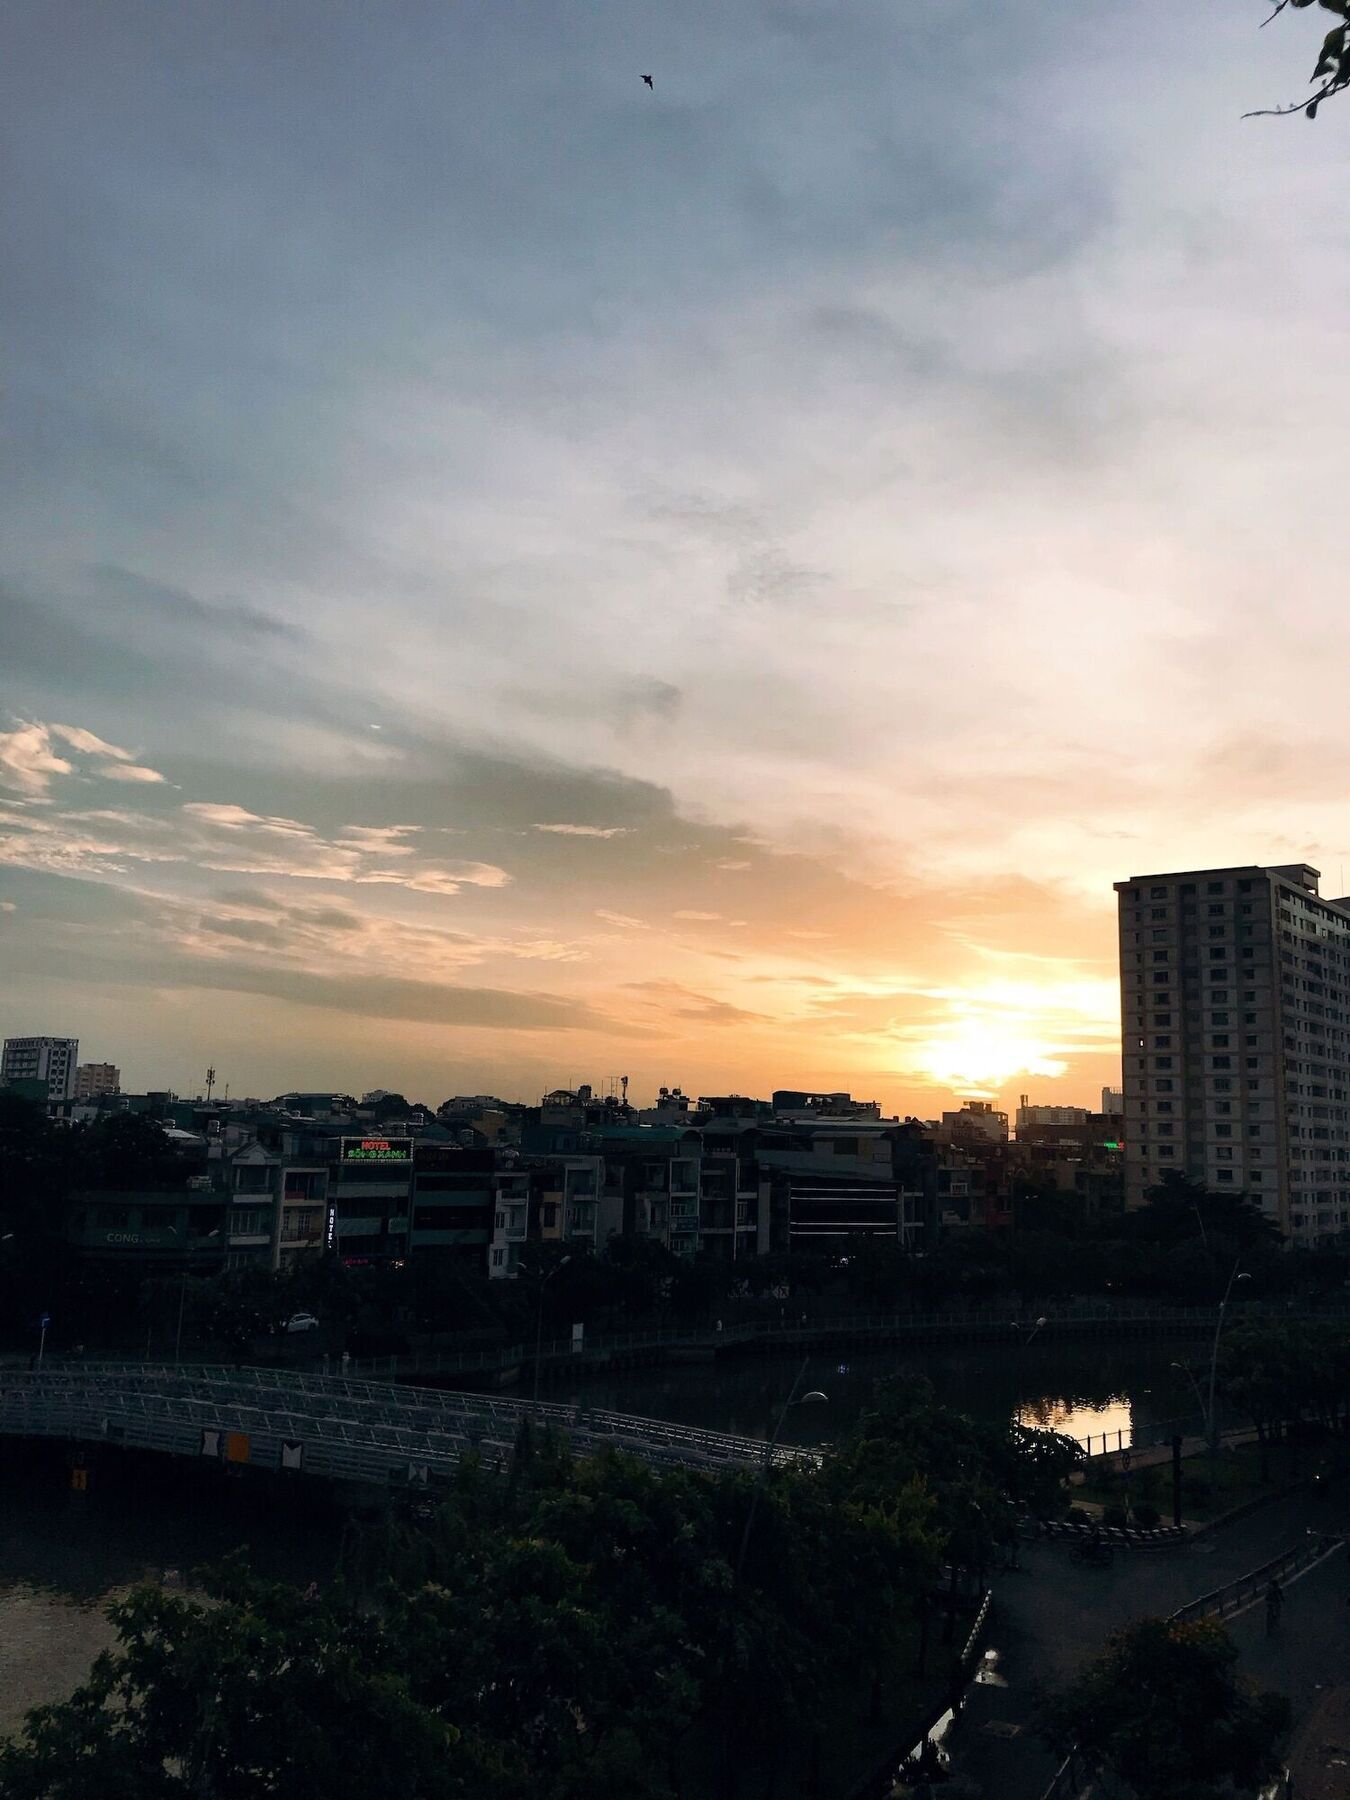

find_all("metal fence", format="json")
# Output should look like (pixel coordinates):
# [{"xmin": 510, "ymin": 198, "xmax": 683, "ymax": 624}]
[
  {"xmin": 0, "ymin": 1362, "xmax": 815, "ymax": 1489},
  {"xmin": 1037, "ymin": 1535, "xmax": 1343, "ymax": 1800},
  {"xmin": 336, "ymin": 1302, "xmax": 1350, "ymax": 1386},
  {"xmin": 1171, "ymin": 1532, "xmax": 1343, "ymax": 1625}
]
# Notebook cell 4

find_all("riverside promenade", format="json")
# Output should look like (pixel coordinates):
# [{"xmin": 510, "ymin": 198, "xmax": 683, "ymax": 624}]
[{"xmin": 943, "ymin": 1481, "xmax": 1349, "ymax": 1799}]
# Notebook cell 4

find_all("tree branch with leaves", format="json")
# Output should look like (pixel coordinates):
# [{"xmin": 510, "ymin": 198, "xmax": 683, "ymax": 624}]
[{"xmin": 1249, "ymin": 0, "xmax": 1350, "ymax": 118}]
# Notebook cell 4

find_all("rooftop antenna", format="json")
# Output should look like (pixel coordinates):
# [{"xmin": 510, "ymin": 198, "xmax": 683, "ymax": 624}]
[{"xmin": 205, "ymin": 1067, "xmax": 216, "ymax": 1104}]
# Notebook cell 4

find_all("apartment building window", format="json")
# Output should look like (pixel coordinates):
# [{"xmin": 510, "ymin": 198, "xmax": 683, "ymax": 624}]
[
  {"xmin": 1208, "ymin": 904, "xmax": 1225, "ymax": 917},
  {"xmin": 1214, "ymin": 1078, "xmax": 1232, "ymax": 1091},
  {"xmin": 492, "ymin": 1249, "xmax": 505, "ymax": 1268},
  {"xmin": 1153, "ymin": 972, "xmax": 1170, "ymax": 985},
  {"xmin": 1153, "ymin": 1036, "xmax": 1172, "ymax": 1050},
  {"xmin": 1212, "ymin": 1011, "xmax": 1229, "ymax": 1025},
  {"xmin": 1156, "ymin": 1100, "xmax": 1173, "ymax": 1114},
  {"xmin": 1153, "ymin": 949, "xmax": 1170, "ymax": 962},
  {"xmin": 542, "ymin": 1203, "xmax": 559, "ymax": 1229},
  {"xmin": 1212, "ymin": 1034, "xmax": 1230, "ymax": 1048},
  {"xmin": 1157, "ymin": 1078, "xmax": 1174, "ymax": 1092},
  {"xmin": 1216, "ymin": 1124, "xmax": 1232, "ymax": 1137},
  {"xmin": 1180, "ymin": 883, "xmax": 1196, "ymax": 895},
  {"xmin": 1212, "ymin": 1056, "xmax": 1232, "ymax": 1069},
  {"xmin": 1157, "ymin": 1122, "xmax": 1174, "ymax": 1136},
  {"xmin": 1216, "ymin": 1170, "xmax": 1234, "ymax": 1182},
  {"xmin": 1154, "ymin": 1012, "xmax": 1173, "ymax": 1027},
  {"xmin": 1156, "ymin": 1057, "xmax": 1174, "ymax": 1070},
  {"xmin": 1216, "ymin": 1102, "xmax": 1232, "ymax": 1115},
  {"xmin": 1207, "ymin": 882, "xmax": 1224, "ymax": 894},
  {"xmin": 1151, "ymin": 886, "xmax": 1167, "ymax": 898},
  {"xmin": 1246, "ymin": 1035, "xmax": 1258, "ymax": 1047},
  {"xmin": 1152, "ymin": 907, "xmax": 1166, "ymax": 920}
]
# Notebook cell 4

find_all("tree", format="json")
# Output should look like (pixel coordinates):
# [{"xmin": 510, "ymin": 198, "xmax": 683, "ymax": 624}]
[
  {"xmin": 0, "ymin": 1559, "xmax": 508, "ymax": 1800},
  {"xmin": 1042, "ymin": 1615, "xmax": 1290, "ymax": 1800},
  {"xmin": 1250, "ymin": 1, "xmax": 1350, "ymax": 120}
]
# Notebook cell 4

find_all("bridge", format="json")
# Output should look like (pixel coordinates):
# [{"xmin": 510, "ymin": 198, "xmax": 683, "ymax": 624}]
[{"xmin": 0, "ymin": 1363, "xmax": 812, "ymax": 1491}]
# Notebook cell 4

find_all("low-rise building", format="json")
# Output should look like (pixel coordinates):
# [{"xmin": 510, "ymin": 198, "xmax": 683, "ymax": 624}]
[{"xmin": 73, "ymin": 1062, "xmax": 120, "ymax": 1100}]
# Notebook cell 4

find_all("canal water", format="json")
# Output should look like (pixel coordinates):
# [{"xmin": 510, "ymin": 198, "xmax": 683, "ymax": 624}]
[
  {"xmin": 543, "ymin": 1336, "xmax": 1214, "ymax": 1455},
  {"xmin": 0, "ymin": 1338, "xmax": 1210, "ymax": 1734}
]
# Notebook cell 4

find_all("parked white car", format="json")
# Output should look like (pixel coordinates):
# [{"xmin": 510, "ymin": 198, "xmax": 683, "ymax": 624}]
[{"xmin": 284, "ymin": 1312, "xmax": 321, "ymax": 1334}]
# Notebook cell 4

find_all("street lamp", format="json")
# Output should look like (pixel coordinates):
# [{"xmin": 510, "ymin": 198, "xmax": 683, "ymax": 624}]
[
  {"xmin": 172, "ymin": 1226, "xmax": 220, "ymax": 1363},
  {"xmin": 1206, "ymin": 1262, "xmax": 1251, "ymax": 1455},
  {"xmin": 532, "ymin": 1254, "xmax": 572, "ymax": 1413},
  {"xmin": 1010, "ymin": 1316, "xmax": 1048, "ymax": 1430},
  {"xmin": 735, "ymin": 1358, "xmax": 828, "ymax": 1580}
]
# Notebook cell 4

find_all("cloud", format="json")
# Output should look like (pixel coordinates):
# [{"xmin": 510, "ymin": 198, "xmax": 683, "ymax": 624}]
[
  {"xmin": 49, "ymin": 724, "xmax": 139, "ymax": 761},
  {"xmin": 532, "ymin": 822, "xmax": 630, "ymax": 838},
  {"xmin": 100, "ymin": 763, "xmax": 168, "ymax": 785},
  {"xmin": 0, "ymin": 720, "xmax": 166, "ymax": 796},
  {"xmin": 0, "ymin": 724, "xmax": 72, "ymax": 795},
  {"xmin": 673, "ymin": 909, "xmax": 721, "ymax": 921},
  {"xmin": 0, "ymin": 792, "xmax": 512, "ymax": 896},
  {"xmin": 624, "ymin": 979, "xmax": 768, "ymax": 1027},
  {"xmin": 595, "ymin": 909, "xmax": 649, "ymax": 929}
]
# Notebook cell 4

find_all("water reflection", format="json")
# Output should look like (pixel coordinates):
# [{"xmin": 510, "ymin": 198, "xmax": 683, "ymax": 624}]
[
  {"xmin": 546, "ymin": 1338, "xmax": 1211, "ymax": 1452},
  {"xmin": 0, "ymin": 1444, "xmax": 338, "ymax": 1735}
]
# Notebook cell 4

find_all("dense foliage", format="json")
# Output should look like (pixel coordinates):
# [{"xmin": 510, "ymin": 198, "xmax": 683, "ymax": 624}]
[
  {"xmin": 1042, "ymin": 1615, "xmax": 1290, "ymax": 1799},
  {"xmin": 0, "ymin": 1385, "xmax": 1080, "ymax": 1799}
]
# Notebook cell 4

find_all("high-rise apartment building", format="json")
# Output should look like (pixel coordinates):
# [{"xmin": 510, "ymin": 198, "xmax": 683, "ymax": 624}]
[
  {"xmin": 1, "ymin": 1035, "xmax": 78, "ymax": 1102},
  {"xmin": 74, "ymin": 1062, "xmax": 120, "ymax": 1100},
  {"xmin": 1116, "ymin": 864, "xmax": 1350, "ymax": 1244}
]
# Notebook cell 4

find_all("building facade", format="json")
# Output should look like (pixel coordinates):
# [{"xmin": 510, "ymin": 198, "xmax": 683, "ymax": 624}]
[
  {"xmin": 2, "ymin": 1036, "xmax": 78, "ymax": 1102},
  {"xmin": 74, "ymin": 1062, "xmax": 120, "ymax": 1100},
  {"xmin": 1116, "ymin": 862, "xmax": 1350, "ymax": 1243}
]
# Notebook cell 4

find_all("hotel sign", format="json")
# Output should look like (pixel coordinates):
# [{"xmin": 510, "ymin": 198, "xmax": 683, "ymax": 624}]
[{"xmin": 340, "ymin": 1136, "xmax": 412, "ymax": 1164}]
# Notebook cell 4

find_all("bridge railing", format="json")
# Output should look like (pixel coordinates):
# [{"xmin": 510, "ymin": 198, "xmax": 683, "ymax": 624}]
[
  {"xmin": 0, "ymin": 1364, "xmax": 813, "ymax": 1482},
  {"xmin": 336, "ymin": 1302, "xmax": 1350, "ymax": 1384}
]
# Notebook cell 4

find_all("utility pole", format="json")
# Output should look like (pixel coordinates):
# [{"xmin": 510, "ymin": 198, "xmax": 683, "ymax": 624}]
[{"xmin": 205, "ymin": 1067, "xmax": 215, "ymax": 1104}]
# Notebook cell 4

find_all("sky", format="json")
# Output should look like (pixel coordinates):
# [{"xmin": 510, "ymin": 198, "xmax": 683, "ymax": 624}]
[{"xmin": 2, "ymin": 1, "xmax": 1349, "ymax": 1113}]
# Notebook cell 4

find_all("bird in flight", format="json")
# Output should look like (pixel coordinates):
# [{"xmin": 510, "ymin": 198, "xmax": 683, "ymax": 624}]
[{"xmin": 642, "ymin": 74, "xmax": 653, "ymax": 90}]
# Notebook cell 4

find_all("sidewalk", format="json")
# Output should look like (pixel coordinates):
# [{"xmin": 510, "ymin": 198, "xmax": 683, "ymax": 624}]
[
  {"xmin": 1284, "ymin": 1682, "xmax": 1350, "ymax": 1800},
  {"xmin": 942, "ymin": 1482, "xmax": 1350, "ymax": 1799},
  {"xmin": 1226, "ymin": 1544, "xmax": 1350, "ymax": 1800}
]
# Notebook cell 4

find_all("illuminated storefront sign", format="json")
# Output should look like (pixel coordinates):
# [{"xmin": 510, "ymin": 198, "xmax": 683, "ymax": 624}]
[{"xmin": 340, "ymin": 1136, "xmax": 412, "ymax": 1164}]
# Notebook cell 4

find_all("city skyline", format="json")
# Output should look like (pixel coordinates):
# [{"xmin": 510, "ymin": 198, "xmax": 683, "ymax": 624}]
[{"xmin": 4, "ymin": 4, "xmax": 1348, "ymax": 1116}]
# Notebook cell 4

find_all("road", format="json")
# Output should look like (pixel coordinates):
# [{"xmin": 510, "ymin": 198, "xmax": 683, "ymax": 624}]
[{"xmin": 948, "ymin": 1483, "xmax": 1350, "ymax": 1799}]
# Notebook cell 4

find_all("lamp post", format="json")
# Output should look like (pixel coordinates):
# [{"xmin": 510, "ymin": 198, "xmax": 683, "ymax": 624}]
[
  {"xmin": 1206, "ymin": 1261, "xmax": 1251, "ymax": 1455},
  {"xmin": 532, "ymin": 1254, "xmax": 571, "ymax": 1413},
  {"xmin": 173, "ymin": 1226, "xmax": 220, "ymax": 1363},
  {"xmin": 734, "ymin": 1357, "xmax": 828, "ymax": 1581},
  {"xmin": 1007, "ymin": 1318, "xmax": 1046, "ymax": 1567},
  {"xmin": 1010, "ymin": 1315, "xmax": 1048, "ymax": 1431}
]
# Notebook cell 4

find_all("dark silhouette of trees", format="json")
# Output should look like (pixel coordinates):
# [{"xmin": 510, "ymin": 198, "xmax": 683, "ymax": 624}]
[{"xmin": 1042, "ymin": 1615, "xmax": 1290, "ymax": 1799}]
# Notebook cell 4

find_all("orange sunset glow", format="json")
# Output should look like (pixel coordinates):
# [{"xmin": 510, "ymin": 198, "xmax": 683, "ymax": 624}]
[{"xmin": 3, "ymin": 4, "xmax": 1347, "ymax": 1117}]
